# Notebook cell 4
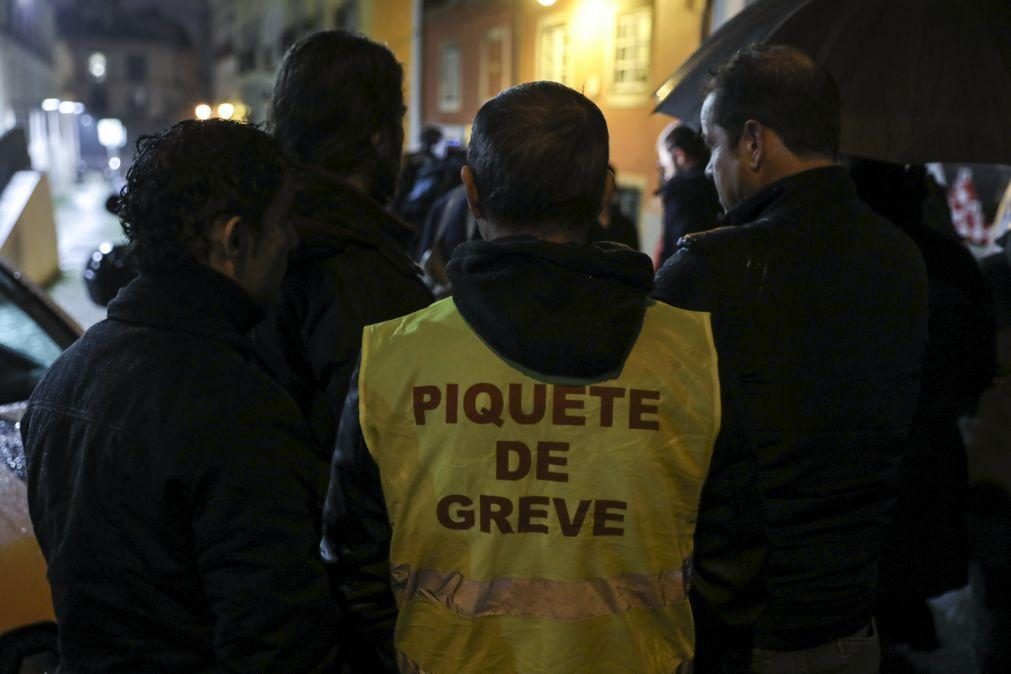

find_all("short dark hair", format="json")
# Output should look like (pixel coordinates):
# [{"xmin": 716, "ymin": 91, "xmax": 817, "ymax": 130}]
[
  {"xmin": 468, "ymin": 81, "xmax": 609, "ymax": 230},
  {"xmin": 705, "ymin": 43, "xmax": 840, "ymax": 158},
  {"xmin": 665, "ymin": 124, "xmax": 709, "ymax": 163},
  {"xmin": 271, "ymin": 30, "xmax": 404, "ymax": 180},
  {"xmin": 118, "ymin": 119, "xmax": 287, "ymax": 273}
]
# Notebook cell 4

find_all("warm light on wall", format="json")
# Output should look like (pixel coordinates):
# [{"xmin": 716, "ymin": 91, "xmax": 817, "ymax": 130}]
[{"xmin": 573, "ymin": 0, "xmax": 613, "ymax": 34}]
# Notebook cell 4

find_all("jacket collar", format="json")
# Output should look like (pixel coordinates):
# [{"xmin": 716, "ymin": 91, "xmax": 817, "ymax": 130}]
[
  {"xmin": 289, "ymin": 164, "xmax": 420, "ymax": 275},
  {"xmin": 107, "ymin": 261, "xmax": 264, "ymax": 344},
  {"xmin": 447, "ymin": 236, "xmax": 654, "ymax": 380},
  {"xmin": 724, "ymin": 165, "xmax": 853, "ymax": 226}
]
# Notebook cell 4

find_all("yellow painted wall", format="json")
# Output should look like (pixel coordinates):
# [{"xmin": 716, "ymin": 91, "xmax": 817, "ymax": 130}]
[
  {"xmin": 361, "ymin": 0, "xmax": 419, "ymax": 145},
  {"xmin": 516, "ymin": 0, "xmax": 706, "ymax": 253}
]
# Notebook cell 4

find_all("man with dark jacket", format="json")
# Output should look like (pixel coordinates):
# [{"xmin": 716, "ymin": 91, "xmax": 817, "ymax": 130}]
[
  {"xmin": 654, "ymin": 44, "xmax": 929, "ymax": 672},
  {"xmin": 22, "ymin": 120, "xmax": 342, "ymax": 672},
  {"xmin": 324, "ymin": 81, "xmax": 762, "ymax": 673},
  {"xmin": 849, "ymin": 159, "xmax": 995, "ymax": 660},
  {"xmin": 654, "ymin": 124, "xmax": 722, "ymax": 268},
  {"xmin": 261, "ymin": 30, "xmax": 432, "ymax": 447}
]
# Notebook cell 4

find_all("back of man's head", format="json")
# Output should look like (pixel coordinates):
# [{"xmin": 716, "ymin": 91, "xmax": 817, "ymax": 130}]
[
  {"xmin": 467, "ymin": 81, "xmax": 609, "ymax": 233},
  {"xmin": 271, "ymin": 30, "xmax": 404, "ymax": 199},
  {"xmin": 705, "ymin": 44, "xmax": 840, "ymax": 159},
  {"xmin": 420, "ymin": 125, "xmax": 443, "ymax": 152},
  {"xmin": 665, "ymin": 124, "xmax": 709, "ymax": 167},
  {"xmin": 118, "ymin": 119, "xmax": 287, "ymax": 274}
]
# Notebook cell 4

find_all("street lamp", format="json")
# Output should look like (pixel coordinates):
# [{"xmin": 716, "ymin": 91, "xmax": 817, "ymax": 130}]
[{"xmin": 97, "ymin": 118, "xmax": 127, "ymax": 176}]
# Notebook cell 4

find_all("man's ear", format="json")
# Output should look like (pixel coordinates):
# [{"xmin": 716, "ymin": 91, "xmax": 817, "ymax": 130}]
[
  {"xmin": 204, "ymin": 215, "xmax": 244, "ymax": 279},
  {"xmin": 600, "ymin": 169, "xmax": 616, "ymax": 216},
  {"xmin": 672, "ymin": 147, "xmax": 687, "ymax": 169},
  {"xmin": 742, "ymin": 119, "xmax": 764, "ymax": 171},
  {"xmin": 219, "ymin": 215, "xmax": 244, "ymax": 258},
  {"xmin": 461, "ymin": 165, "xmax": 483, "ymax": 220}
]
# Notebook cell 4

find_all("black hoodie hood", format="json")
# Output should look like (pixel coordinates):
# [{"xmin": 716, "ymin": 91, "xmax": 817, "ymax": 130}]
[{"xmin": 446, "ymin": 236, "xmax": 655, "ymax": 380}]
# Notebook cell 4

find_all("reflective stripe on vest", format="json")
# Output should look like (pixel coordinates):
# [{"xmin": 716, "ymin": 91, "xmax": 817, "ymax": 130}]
[{"xmin": 359, "ymin": 298, "xmax": 721, "ymax": 674}]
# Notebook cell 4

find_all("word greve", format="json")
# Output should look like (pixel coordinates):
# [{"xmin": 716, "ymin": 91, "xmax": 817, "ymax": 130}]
[
  {"xmin": 413, "ymin": 382, "xmax": 661, "ymax": 429},
  {"xmin": 436, "ymin": 441, "xmax": 628, "ymax": 536}
]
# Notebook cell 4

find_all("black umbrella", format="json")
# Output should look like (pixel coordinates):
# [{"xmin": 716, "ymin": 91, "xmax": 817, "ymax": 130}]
[{"xmin": 654, "ymin": 0, "xmax": 1011, "ymax": 164}]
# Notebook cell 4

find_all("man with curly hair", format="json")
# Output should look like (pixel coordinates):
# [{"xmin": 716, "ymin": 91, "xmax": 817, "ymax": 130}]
[{"xmin": 22, "ymin": 119, "xmax": 342, "ymax": 672}]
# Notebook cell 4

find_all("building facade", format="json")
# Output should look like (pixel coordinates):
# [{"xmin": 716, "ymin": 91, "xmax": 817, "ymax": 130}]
[
  {"xmin": 422, "ymin": 0, "xmax": 750, "ymax": 251},
  {"xmin": 0, "ymin": 0, "xmax": 58, "ymax": 168},
  {"xmin": 54, "ymin": 4, "xmax": 203, "ymax": 140}
]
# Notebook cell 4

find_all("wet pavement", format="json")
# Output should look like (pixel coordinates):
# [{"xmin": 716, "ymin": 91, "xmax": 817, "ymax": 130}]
[{"xmin": 45, "ymin": 175, "xmax": 125, "ymax": 329}]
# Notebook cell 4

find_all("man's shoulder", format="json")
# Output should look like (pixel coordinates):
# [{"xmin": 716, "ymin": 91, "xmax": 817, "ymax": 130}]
[
  {"xmin": 366, "ymin": 297, "xmax": 457, "ymax": 341},
  {"xmin": 677, "ymin": 221, "xmax": 773, "ymax": 253},
  {"xmin": 34, "ymin": 318, "xmax": 289, "ymax": 423}
]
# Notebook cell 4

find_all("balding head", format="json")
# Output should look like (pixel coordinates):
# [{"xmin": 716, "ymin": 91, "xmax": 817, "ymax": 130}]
[
  {"xmin": 464, "ymin": 81, "xmax": 610, "ymax": 237},
  {"xmin": 705, "ymin": 44, "xmax": 840, "ymax": 159}
]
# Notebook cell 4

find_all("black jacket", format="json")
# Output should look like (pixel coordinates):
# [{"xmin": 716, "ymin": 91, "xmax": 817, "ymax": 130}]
[
  {"xmin": 256, "ymin": 166, "xmax": 433, "ymax": 446},
  {"xmin": 654, "ymin": 166, "xmax": 929, "ymax": 655},
  {"xmin": 22, "ymin": 264, "xmax": 341, "ymax": 673},
  {"xmin": 656, "ymin": 167, "xmax": 722, "ymax": 267},
  {"xmin": 323, "ymin": 237, "xmax": 763, "ymax": 670},
  {"xmin": 876, "ymin": 220, "xmax": 995, "ymax": 612}
]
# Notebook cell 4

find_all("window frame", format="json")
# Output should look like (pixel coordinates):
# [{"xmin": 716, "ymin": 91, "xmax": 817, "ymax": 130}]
[
  {"xmin": 605, "ymin": 5, "xmax": 653, "ymax": 107},
  {"xmin": 535, "ymin": 15, "xmax": 571, "ymax": 86},
  {"xmin": 437, "ymin": 40, "xmax": 463, "ymax": 113}
]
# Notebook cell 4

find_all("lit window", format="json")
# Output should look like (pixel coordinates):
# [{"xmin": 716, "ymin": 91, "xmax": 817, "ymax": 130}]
[
  {"xmin": 88, "ymin": 52, "xmax": 107, "ymax": 81},
  {"xmin": 438, "ymin": 42, "xmax": 462, "ymax": 113},
  {"xmin": 537, "ymin": 20, "xmax": 569, "ymax": 85},
  {"xmin": 612, "ymin": 8, "xmax": 652, "ymax": 95}
]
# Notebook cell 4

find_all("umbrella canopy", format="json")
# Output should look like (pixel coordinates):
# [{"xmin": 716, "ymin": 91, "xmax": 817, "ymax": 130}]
[{"xmin": 654, "ymin": 0, "xmax": 1011, "ymax": 164}]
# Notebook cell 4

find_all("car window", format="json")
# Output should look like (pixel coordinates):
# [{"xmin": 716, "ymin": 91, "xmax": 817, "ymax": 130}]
[{"xmin": 0, "ymin": 293, "xmax": 62, "ymax": 406}]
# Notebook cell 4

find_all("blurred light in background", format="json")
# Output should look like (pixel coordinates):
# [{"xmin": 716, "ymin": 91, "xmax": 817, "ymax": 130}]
[
  {"xmin": 216, "ymin": 102, "xmax": 235, "ymax": 120},
  {"xmin": 41, "ymin": 98, "xmax": 60, "ymax": 112},
  {"xmin": 88, "ymin": 52, "xmax": 107, "ymax": 81},
  {"xmin": 97, "ymin": 119, "xmax": 127, "ymax": 150},
  {"xmin": 194, "ymin": 104, "xmax": 212, "ymax": 120}
]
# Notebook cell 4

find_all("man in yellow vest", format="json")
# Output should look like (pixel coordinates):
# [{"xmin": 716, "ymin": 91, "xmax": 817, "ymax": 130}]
[{"xmin": 323, "ymin": 81, "xmax": 763, "ymax": 673}]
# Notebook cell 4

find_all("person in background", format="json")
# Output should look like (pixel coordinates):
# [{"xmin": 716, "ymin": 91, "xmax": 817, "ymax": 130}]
[
  {"xmin": 655, "ymin": 44, "xmax": 929, "ymax": 672},
  {"xmin": 654, "ymin": 124, "xmax": 722, "ymax": 267},
  {"xmin": 587, "ymin": 164, "xmax": 640, "ymax": 250},
  {"xmin": 324, "ymin": 81, "xmax": 759, "ymax": 673},
  {"xmin": 963, "ymin": 201, "xmax": 1011, "ymax": 673},
  {"xmin": 22, "ymin": 119, "xmax": 342, "ymax": 672},
  {"xmin": 850, "ymin": 158, "xmax": 995, "ymax": 668},
  {"xmin": 394, "ymin": 124, "xmax": 443, "ymax": 223},
  {"xmin": 261, "ymin": 30, "xmax": 432, "ymax": 448}
]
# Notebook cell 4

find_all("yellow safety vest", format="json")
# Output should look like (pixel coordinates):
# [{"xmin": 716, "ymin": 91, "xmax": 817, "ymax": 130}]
[{"xmin": 359, "ymin": 297, "xmax": 721, "ymax": 673}]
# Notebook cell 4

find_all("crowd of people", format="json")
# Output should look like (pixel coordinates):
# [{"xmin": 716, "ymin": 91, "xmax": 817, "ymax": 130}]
[{"xmin": 18, "ymin": 29, "xmax": 1010, "ymax": 674}]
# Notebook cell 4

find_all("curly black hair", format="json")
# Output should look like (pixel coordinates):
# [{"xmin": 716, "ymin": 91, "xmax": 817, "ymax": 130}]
[{"xmin": 117, "ymin": 119, "xmax": 288, "ymax": 273}]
